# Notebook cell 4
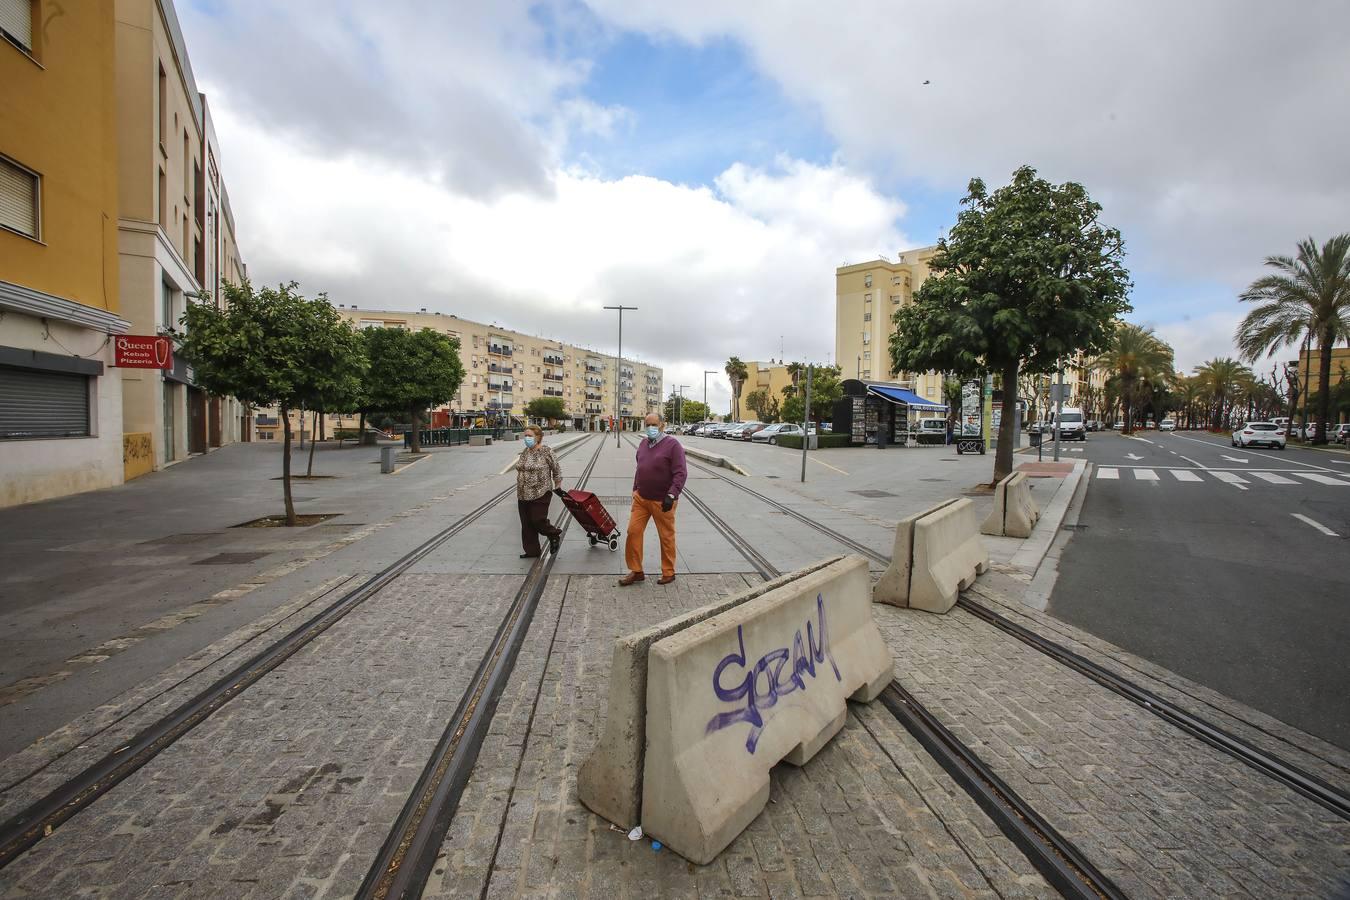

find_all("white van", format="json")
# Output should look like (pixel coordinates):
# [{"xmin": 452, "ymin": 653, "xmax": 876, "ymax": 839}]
[{"xmin": 1053, "ymin": 407, "xmax": 1086, "ymax": 441}]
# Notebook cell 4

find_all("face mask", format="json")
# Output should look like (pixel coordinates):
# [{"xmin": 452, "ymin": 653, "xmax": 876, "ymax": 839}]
[
  {"xmin": 647, "ymin": 426, "xmax": 661, "ymax": 440},
  {"xmin": 523, "ymin": 436, "xmax": 536, "ymax": 448}
]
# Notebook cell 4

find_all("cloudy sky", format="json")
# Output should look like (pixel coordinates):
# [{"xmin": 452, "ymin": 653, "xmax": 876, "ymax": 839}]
[{"xmin": 180, "ymin": 0, "xmax": 1350, "ymax": 412}]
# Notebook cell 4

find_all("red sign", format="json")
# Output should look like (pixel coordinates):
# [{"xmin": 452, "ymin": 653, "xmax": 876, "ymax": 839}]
[{"xmin": 114, "ymin": 335, "xmax": 174, "ymax": 369}]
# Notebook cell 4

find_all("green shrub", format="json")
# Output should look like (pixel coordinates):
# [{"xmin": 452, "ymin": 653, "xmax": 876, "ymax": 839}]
[{"xmin": 776, "ymin": 432, "xmax": 853, "ymax": 450}]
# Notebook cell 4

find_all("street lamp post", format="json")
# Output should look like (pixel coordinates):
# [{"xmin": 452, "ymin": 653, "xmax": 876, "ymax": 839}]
[
  {"xmin": 704, "ymin": 370, "xmax": 716, "ymax": 422},
  {"xmin": 675, "ymin": 384, "xmax": 689, "ymax": 427},
  {"xmin": 603, "ymin": 305, "xmax": 637, "ymax": 446}
]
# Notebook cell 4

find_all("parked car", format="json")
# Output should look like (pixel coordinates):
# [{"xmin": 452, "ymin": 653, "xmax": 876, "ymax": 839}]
[
  {"xmin": 752, "ymin": 423, "xmax": 801, "ymax": 444},
  {"xmin": 1111, "ymin": 422, "xmax": 1124, "ymax": 430},
  {"xmin": 1053, "ymin": 408, "xmax": 1087, "ymax": 441},
  {"xmin": 1158, "ymin": 419, "xmax": 1176, "ymax": 432},
  {"xmin": 1331, "ymin": 423, "xmax": 1350, "ymax": 444},
  {"xmin": 912, "ymin": 418, "xmax": 947, "ymax": 436},
  {"xmin": 709, "ymin": 423, "xmax": 736, "ymax": 439},
  {"xmin": 1232, "ymin": 422, "xmax": 1286, "ymax": 449},
  {"xmin": 727, "ymin": 422, "xmax": 765, "ymax": 440}
]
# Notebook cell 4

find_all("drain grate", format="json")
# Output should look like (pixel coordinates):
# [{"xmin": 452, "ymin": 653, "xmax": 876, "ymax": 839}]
[
  {"xmin": 140, "ymin": 533, "xmax": 215, "ymax": 545},
  {"xmin": 919, "ymin": 478, "xmax": 948, "ymax": 483},
  {"xmin": 1061, "ymin": 523, "xmax": 1089, "ymax": 532},
  {"xmin": 193, "ymin": 552, "xmax": 272, "ymax": 565},
  {"xmin": 850, "ymin": 489, "xmax": 897, "ymax": 498}
]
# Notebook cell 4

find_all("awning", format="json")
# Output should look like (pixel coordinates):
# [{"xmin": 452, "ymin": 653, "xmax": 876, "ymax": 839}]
[{"xmin": 866, "ymin": 384, "xmax": 947, "ymax": 412}]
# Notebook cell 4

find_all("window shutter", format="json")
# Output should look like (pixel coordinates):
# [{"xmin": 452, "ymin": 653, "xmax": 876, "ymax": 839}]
[
  {"xmin": 0, "ymin": 0, "xmax": 31, "ymax": 50},
  {"xmin": 0, "ymin": 368, "xmax": 91, "ymax": 438},
  {"xmin": 0, "ymin": 157, "xmax": 38, "ymax": 237}
]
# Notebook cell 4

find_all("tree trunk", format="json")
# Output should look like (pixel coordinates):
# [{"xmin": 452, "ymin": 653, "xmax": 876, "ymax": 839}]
[
  {"xmin": 409, "ymin": 407, "xmax": 423, "ymax": 453},
  {"xmin": 993, "ymin": 359, "xmax": 1018, "ymax": 483},
  {"xmin": 1122, "ymin": 376, "xmax": 1134, "ymax": 435},
  {"xmin": 280, "ymin": 404, "xmax": 297, "ymax": 527},
  {"xmin": 306, "ymin": 410, "xmax": 319, "ymax": 477},
  {"xmin": 1315, "ymin": 331, "xmax": 1334, "ymax": 444}
]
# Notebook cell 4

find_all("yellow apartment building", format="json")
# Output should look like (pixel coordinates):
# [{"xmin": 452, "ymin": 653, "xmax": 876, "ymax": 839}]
[
  {"xmin": 114, "ymin": 0, "xmax": 247, "ymax": 470},
  {"xmin": 256, "ymin": 307, "xmax": 665, "ymax": 439},
  {"xmin": 1295, "ymin": 346, "xmax": 1349, "ymax": 423},
  {"xmin": 0, "ymin": 1, "xmax": 131, "ymax": 507}
]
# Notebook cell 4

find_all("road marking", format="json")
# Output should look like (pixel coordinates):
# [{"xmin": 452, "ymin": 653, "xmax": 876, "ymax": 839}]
[
  {"xmin": 1293, "ymin": 472, "xmax": 1350, "ymax": 486},
  {"xmin": 1292, "ymin": 513, "xmax": 1340, "ymax": 537},
  {"xmin": 1133, "ymin": 468, "xmax": 1158, "ymax": 481},
  {"xmin": 1221, "ymin": 454, "xmax": 1249, "ymax": 464},
  {"xmin": 1331, "ymin": 459, "xmax": 1350, "ymax": 465},
  {"xmin": 1125, "ymin": 453, "xmax": 1144, "ymax": 460},
  {"xmin": 1169, "ymin": 432, "xmax": 1341, "ymax": 473},
  {"xmin": 1128, "ymin": 436, "xmax": 1156, "ymax": 444},
  {"xmin": 1171, "ymin": 470, "xmax": 1202, "ymax": 482},
  {"xmin": 1251, "ymin": 472, "xmax": 1297, "ymax": 484},
  {"xmin": 1178, "ymin": 455, "xmax": 1209, "ymax": 471},
  {"xmin": 809, "ymin": 457, "xmax": 848, "ymax": 475},
  {"xmin": 1097, "ymin": 467, "xmax": 1119, "ymax": 480},
  {"xmin": 1211, "ymin": 471, "xmax": 1249, "ymax": 486},
  {"xmin": 1169, "ymin": 450, "xmax": 1178, "ymax": 455}
]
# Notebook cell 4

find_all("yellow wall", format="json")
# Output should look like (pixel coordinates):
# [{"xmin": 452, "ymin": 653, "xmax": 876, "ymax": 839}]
[
  {"xmin": 835, "ymin": 247, "xmax": 937, "ymax": 385},
  {"xmin": 123, "ymin": 432, "xmax": 154, "ymax": 480},
  {"xmin": 0, "ymin": 2, "xmax": 119, "ymax": 313}
]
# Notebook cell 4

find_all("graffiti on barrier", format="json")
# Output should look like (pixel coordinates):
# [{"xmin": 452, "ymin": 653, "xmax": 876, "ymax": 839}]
[
  {"xmin": 123, "ymin": 433, "xmax": 152, "ymax": 464},
  {"xmin": 705, "ymin": 593, "xmax": 841, "ymax": 753}
]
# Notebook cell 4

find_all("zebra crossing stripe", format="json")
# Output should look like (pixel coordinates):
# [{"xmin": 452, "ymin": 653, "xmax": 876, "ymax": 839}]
[
  {"xmin": 1294, "ymin": 472, "xmax": 1350, "ymax": 486},
  {"xmin": 1134, "ymin": 469, "xmax": 1158, "ymax": 481},
  {"xmin": 1097, "ymin": 467, "xmax": 1119, "ymax": 479},
  {"xmin": 1171, "ymin": 470, "xmax": 1202, "ymax": 482},
  {"xmin": 1251, "ymin": 472, "xmax": 1297, "ymax": 484},
  {"xmin": 1211, "ymin": 471, "xmax": 1249, "ymax": 485}
]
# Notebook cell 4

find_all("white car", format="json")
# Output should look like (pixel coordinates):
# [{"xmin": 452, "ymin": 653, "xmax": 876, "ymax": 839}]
[
  {"xmin": 751, "ymin": 423, "xmax": 801, "ymax": 444},
  {"xmin": 1331, "ymin": 423, "xmax": 1350, "ymax": 444},
  {"xmin": 1158, "ymin": 419, "xmax": 1176, "ymax": 432},
  {"xmin": 1232, "ymin": 422, "xmax": 1285, "ymax": 449}
]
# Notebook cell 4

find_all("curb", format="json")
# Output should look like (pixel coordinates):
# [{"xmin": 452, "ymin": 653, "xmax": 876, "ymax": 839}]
[
  {"xmin": 1007, "ymin": 459, "xmax": 1086, "ymax": 575},
  {"xmin": 685, "ymin": 446, "xmax": 749, "ymax": 476}
]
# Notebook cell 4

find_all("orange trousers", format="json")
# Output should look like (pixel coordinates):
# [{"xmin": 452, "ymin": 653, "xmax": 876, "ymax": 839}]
[{"xmin": 625, "ymin": 494, "xmax": 677, "ymax": 578}]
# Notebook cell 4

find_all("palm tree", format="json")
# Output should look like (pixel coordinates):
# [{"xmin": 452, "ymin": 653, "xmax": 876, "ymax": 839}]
[
  {"xmin": 724, "ymin": 357, "xmax": 749, "ymax": 421},
  {"xmin": 1176, "ymin": 376, "xmax": 1204, "ymax": 429},
  {"xmin": 1092, "ymin": 323, "xmax": 1174, "ymax": 434},
  {"xmin": 1194, "ymin": 358, "xmax": 1254, "ymax": 429},
  {"xmin": 1235, "ymin": 235, "xmax": 1350, "ymax": 444}
]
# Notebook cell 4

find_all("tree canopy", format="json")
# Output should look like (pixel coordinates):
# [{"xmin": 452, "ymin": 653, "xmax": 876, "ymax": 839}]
[
  {"xmin": 363, "ymin": 327, "xmax": 465, "ymax": 451},
  {"xmin": 664, "ymin": 395, "xmax": 709, "ymax": 423},
  {"xmin": 177, "ymin": 280, "xmax": 366, "ymax": 524},
  {"xmin": 724, "ymin": 357, "xmax": 748, "ymax": 420},
  {"xmin": 525, "ymin": 396, "xmax": 567, "ymax": 422},
  {"xmin": 1092, "ymin": 322, "xmax": 1173, "ymax": 434},
  {"xmin": 889, "ymin": 166, "xmax": 1131, "ymax": 480}
]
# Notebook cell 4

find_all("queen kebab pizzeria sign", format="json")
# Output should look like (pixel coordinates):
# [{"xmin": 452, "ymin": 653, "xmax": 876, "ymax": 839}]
[{"xmin": 114, "ymin": 335, "xmax": 173, "ymax": 369}]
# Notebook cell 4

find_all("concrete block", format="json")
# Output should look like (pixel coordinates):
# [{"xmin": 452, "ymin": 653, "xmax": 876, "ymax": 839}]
[
  {"xmin": 577, "ymin": 559, "xmax": 842, "ymax": 829},
  {"xmin": 981, "ymin": 471, "xmax": 1040, "ymax": 538},
  {"xmin": 641, "ymin": 556, "xmax": 892, "ymax": 864},
  {"xmin": 909, "ymin": 498, "xmax": 988, "ymax": 613},
  {"xmin": 872, "ymin": 499, "xmax": 959, "ymax": 608},
  {"xmin": 469, "ymin": 434, "xmax": 492, "ymax": 447}
]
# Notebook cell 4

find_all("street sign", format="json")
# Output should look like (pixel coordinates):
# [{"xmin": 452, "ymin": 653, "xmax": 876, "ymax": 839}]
[{"xmin": 114, "ymin": 335, "xmax": 173, "ymax": 369}]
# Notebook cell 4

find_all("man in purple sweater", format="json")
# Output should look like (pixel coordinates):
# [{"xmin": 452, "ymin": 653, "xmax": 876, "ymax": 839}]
[{"xmin": 620, "ymin": 413, "xmax": 687, "ymax": 586}]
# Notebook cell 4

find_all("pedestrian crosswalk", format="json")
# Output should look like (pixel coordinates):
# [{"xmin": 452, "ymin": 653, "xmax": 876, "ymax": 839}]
[{"xmin": 1095, "ymin": 467, "xmax": 1350, "ymax": 486}]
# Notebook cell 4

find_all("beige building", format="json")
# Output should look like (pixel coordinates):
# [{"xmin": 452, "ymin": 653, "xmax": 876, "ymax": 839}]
[
  {"xmin": 114, "ymin": 0, "xmax": 248, "ymax": 471},
  {"xmin": 258, "ymin": 307, "xmax": 664, "ymax": 438}
]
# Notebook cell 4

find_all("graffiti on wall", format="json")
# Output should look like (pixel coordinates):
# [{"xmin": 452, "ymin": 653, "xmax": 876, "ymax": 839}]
[
  {"xmin": 123, "ymin": 432, "xmax": 154, "ymax": 481},
  {"xmin": 705, "ymin": 593, "xmax": 841, "ymax": 753}
]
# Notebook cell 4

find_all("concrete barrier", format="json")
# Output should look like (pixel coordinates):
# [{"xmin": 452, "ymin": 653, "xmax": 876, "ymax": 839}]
[
  {"xmin": 684, "ymin": 445, "xmax": 749, "ymax": 476},
  {"xmin": 909, "ymin": 498, "xmax": 988, "ymax": 613},
  {"xmin": 641, "ymin": 555, "xmax": 892, "ymax": 864},
  {"xmin": 577, "ymin": 559, "xmax": 841, "ymax": 829},
  {"xmin": 981, "ymin": 471, "xmax": 1040, "ymax": 538},
  {"xmin": 468, "ymin": 434, "xmax": 492, "ymax": 447},
  {"xmin": 872, "ymin": 499, "xmax": 959, "ymax": 608}
]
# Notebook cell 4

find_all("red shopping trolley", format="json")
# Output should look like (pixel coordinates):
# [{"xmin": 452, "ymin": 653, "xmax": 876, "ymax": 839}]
[{"xmin": 555, "ymin": 488, "xmax": 621, "ymax": 551}]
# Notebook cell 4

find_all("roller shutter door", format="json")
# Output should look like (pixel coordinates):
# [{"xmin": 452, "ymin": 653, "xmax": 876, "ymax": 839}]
[
  {"xmin": 0, "ymin": 0, "xmax": 31, "ymax": 51},
  {"xmin": 0, "ymin": 156, "xmax": 38, "ymax": 238},
  {"xmin": 0, "ymin": 367, "xmax": 90, "ymax": 438}
]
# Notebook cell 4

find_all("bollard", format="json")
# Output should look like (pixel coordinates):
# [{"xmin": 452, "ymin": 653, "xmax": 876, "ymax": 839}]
[{"xmin": 380, "ymin": 446, "xmax": 396, "ymax": 474}]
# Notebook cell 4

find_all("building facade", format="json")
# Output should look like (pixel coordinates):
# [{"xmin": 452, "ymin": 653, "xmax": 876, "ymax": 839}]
[
  {"xmin": 1, "ymin": 2, "xmax": 131, "ymax": 507},
  {"xmin": 257, "ymin": 307, "xmax": 664, "ymax": 438}
]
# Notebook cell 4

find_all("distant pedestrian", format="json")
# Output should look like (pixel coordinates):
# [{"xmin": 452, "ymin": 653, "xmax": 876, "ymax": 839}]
[
  {"xmin": 620, "ymin": 413, "xmax": 687, "ymax": 586},
  {"xmin": 516, "ymin": 425, "xmax": 563, "ymax": 559}
]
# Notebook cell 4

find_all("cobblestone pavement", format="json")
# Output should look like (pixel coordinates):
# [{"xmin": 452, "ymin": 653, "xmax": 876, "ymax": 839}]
[
  {"xmin": 0, "ymin": 574, "xmax": 523, "ymax": 899},
  {"xmin": 872, "ymin": 600, "xmax": 1350, "ymax": 899},
  {"xmin": 425, "ymin": 575, "xmax": 1055, "ymax": 899}
]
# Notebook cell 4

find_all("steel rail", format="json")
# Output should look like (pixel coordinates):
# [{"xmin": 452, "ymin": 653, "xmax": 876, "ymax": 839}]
[
  {"xmin": 683, "ymin": 455, "xmax": 1350, "ymax": 823},
  {"xmin": 357, "ymin": 436, "xmax": 606, "ymax": 900},
  {"xmin": 0, "ymin": 435, "xmax": 596, "ymax": 870}
]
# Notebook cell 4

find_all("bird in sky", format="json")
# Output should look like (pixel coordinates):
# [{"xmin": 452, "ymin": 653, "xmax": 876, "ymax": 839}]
[{"xmin": 923, "ymin": 80, "xmax": 931, "ymax": 85}]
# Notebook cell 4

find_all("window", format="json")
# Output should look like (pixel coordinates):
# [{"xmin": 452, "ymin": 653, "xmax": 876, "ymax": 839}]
[
  {"xmin": 182, "ymin": 129, "xmax": 190, "ymax": 198},
  {"xmin": 0, "ymin": 368, "xmax": 90, "ymax": 438},
  {"xmin": 863, "ymin": 294, "xmax": 871, "ymax": 303},
  {"xmin": 864, "ymin": 274, "xmax": 872, "ymax": 288},
  {"xmin": 863, "ymin": 351, "xmax": 871, "ymax": 360},
  {"xmin": 158, "ymin": 64, "xmax": 168, "ymax": 150},
  {"xmin": 0, "ymin": 154, "xmax": 39, "ymax": 239},
  {"xmin": 161, "ymin": 280, "xmax": 175, "ymax": 330},
  {"xmin": 891, "ymin": 294, "xmax": 900, "ymax": 304},
  {"xmin": 863, "ymin": 313, "xmax": 872, "ymax": 322},
  {"xmin": 0, "ymin": 0, "xmax": 32, "ymax": 52}
]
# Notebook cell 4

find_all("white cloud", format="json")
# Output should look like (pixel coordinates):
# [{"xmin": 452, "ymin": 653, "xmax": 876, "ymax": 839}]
[{"xmin": 1153, "ymin": 311, "xmax": 1246, "ymax": 374}]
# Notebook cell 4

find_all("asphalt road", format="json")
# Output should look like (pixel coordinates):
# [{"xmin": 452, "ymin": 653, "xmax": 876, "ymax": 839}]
[{"xmin": 1049, "ymin": 430, "xmax": 1350, "ymax": 750}]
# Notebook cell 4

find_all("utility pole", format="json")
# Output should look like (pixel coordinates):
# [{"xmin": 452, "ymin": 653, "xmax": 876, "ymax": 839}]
[
  {"xmin": 801, "ymin": 365, "xmax": 813, "ymax": 483},
  {"xmin": 1053, "ymin": 359, "xmax": 1065, "ymax": 462},
  {"xmin": 704, "ymin": 370, "xmax": 716, "ymax": 422},
  {"xmin": 676, "ymin": 384, "xmax": 689, "ymax": 427},
  {"xmin": 603, "ymin": 305, "xmax": 637, "ymax": 446}
]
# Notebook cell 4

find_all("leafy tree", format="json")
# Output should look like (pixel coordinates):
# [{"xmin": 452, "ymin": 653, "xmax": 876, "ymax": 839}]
[
  {"xmin": 889, "ymin": 166, "xmax": 1131, "ymax": 481},
  {"xmin": 178, "ymin": 281, "xmax": 367, "ymax": 525},
  {"xmin": 744, "ymin": 388, "xmax": 770, "ymax": 420},
  {"xmin": 1092, "ymin": 323, "xmax": 1173, "ymax": 434},
  {"xmin": 780, "ymin": 364, "xmax": 843, "ymax": 427},
  {"xmin": 1235, "ymin": 234, "xmax": 1350, "ymax": 444},
  {"xmin": 363, "ymin": 327, "xmax": 465, "ymax": 452},
  {"xmin": 1193, "ymin": 358, "xmax": 1254, "ymax": 429},
  {"xmin": 662, "ymin": 397, "xmax": 708, "ymax": 423},
  {"xmin": 525, "ymin": 396, "xmax": 567, "ymax": 423},
  {"xmin": 724, "ymin": 357, "xmax": 748, "ymax": 420}
]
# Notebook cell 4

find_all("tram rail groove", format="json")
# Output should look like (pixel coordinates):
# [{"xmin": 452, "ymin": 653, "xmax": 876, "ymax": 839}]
[
  {"xmin": 357, "ymin": 437, "xmax": 606, "ymax": 900},
  {"xmin": 0, "ymin": 435, "xmax": 597, "ymax": 870},
  {"xmin": 683, "ymin": 455, "xmax": 1350, "ymax": 823}
]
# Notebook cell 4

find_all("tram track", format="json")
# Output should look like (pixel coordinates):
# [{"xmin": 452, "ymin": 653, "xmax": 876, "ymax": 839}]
[
  {"xmin": 0, "ymin": 435, "xmax": 598, "ymax": 872},
  {"xmin": 682, "ymin": 454, "xmax": 1350, "ymax": 823}
]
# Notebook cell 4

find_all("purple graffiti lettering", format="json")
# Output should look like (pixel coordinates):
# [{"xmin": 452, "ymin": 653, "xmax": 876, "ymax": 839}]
[{"xmin": 705, "ymin": 593, "xmax": 842, "ymax": 753}]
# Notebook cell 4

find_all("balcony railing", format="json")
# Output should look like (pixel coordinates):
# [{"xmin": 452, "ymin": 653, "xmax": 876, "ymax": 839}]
[
  {"xmin": 488, "ymin": 344, "xmax": 513, "ymax": 356},
  {"xmin": 585, "ymin": 404, "xmax": 603, "ymax": 413},
  {"xmin": 585, "ymin": 365, "xmax": 604, "ymax": 374},
  {"xmin": 544, "ymin": 373, "xmax": 563, "ymax": 382},
  {"xmin": 585, "ymin": 392, "xmax": 604, "ymax": 401},
  {"xmin": 487, "ymin": 363, "xmax": 512, "ymax": 374},
  {"xmin": 487, "ymin": 382, "xmax": 513, "ymax": 393},
  {"xmin": 543, "ymin": 354, "xmax": 564, "ymax": 365},
  {"xmin": 544, "ymin": 388, "xmax": 563, "ymax": 397},
  {"xmin": 585, "ymin": 377, "xmax": 604, "ymax": 387}
]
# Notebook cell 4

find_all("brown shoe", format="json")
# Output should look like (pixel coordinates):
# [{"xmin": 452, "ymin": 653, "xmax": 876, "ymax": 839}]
[
  {"xmin": 657, "ymin": 575, "xmax": 676, "ymax": 585},
  {"xmin": 618, "ymin": 572, "xmax": 645, "ymax": 586}
]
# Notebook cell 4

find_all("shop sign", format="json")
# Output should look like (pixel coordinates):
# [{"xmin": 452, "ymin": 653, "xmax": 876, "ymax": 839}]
[{"xmin": 114, "ymin": 335, "xmax": 174, "ymax": 369}]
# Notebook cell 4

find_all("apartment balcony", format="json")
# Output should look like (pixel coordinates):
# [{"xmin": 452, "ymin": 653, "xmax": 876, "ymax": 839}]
[
  {"xmin": 620, "ymin": 367, "xmax": 634, "ymax": 377},
  {"xmin": 585, "ymin": 366, "xmax": 604, "ymax": 375},
  {"xmin": 585, "ymin": 392, "xmax": 604, "ymax": 402},
  {"xmin": 487, "ymin": 363, "xmax": 513, "ymax": 374},
  {"xmin": 585, "ymin": 403, "xmax": 603, "ymax": 414},
  {"xmin": 584, "ymin": 377, "xmax": 604, "ymax": 388},
  {"xmin": 486, "ymin": 400, "xmax": 511, "ymax": 410},
  {"xmin": 543, "ymin": 388, "xmax": 564, "ymax": 397},
  {"xmin": 488, "ymin": 344, "xmax": 513, "ymax": 357},
  {"xmin": 543, "ymin": 354, "xmax": 564, "ymax": 365},
  {"xmin": 543, "ymin": 372, "xmax": 563, "ymax": 382},
  {"xmin": 487, "ymin": 381, "xmax": 513, "ymax": 393}
]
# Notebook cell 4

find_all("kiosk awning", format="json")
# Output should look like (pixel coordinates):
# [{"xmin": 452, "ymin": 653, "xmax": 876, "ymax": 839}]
[{"xmin": 866, "ymin": 384, "xmax": 947, "ymax": 412}]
